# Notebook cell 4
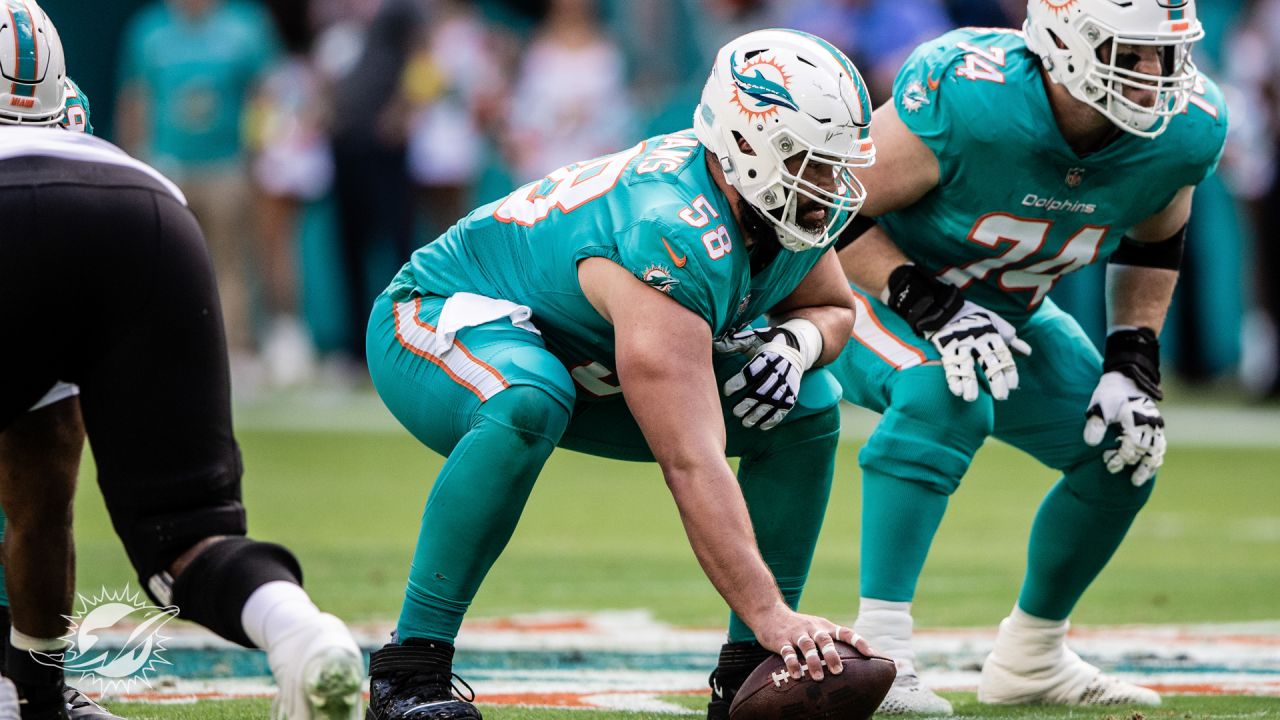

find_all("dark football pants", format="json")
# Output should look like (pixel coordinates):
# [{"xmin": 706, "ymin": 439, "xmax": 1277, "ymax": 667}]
[{"xmin": 0, "ymin": 158, "xmax": 247, "ymax": 586}]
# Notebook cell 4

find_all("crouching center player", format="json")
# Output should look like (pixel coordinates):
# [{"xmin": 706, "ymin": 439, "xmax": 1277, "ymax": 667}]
[{"xmin": 364, "ymin": 29, "xmax": 881, "ymax": 720}]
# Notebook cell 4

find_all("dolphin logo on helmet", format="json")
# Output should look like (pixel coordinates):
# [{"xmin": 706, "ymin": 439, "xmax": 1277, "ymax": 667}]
[
  {"xmin": 694, "ymin": 29, "xmax": 876, "ymax": 252},
  {"xmin": 730, "ymin": 53, "xmax": 800, "ymax": 115}
]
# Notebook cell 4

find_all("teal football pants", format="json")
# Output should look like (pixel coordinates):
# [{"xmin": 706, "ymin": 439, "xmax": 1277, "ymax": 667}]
[
  {"xmin": 367, "ymin": 292, "xmax": 843, "ymax": 644},
  {"xmin": 831, "ymin": 290, "xmax": 1155, "ymax": 621}
]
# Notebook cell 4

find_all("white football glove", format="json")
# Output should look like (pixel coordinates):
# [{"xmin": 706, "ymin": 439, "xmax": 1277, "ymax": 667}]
[
  {"xmin": 1083, "ymin": 371, "xmax": 1166, "ymax": 487},
  {"xmin": 717, "ymin": 319, "xmax": 822, "ymax": 431},
  {"xmin": 926, "ymin": 301, "xmax": 1032, "ymax": 402}
]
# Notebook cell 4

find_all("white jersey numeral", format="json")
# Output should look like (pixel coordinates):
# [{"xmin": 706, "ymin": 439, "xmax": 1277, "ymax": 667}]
[
  {"xmin": 955, "ymin": 42, "xmax": 1007, "ymax": 84},
  {"xmin": 570, "ymin": 361, "xmax": 623, "ymax": 397},
  {"xmin": 940, "ymin": 213, "xmax": 1110, "ymax": 308},
  {"xmin": 701, "ymin": 225, "xmax": 732, "ymax": 260},
  {"xmin": 678, "ymin": 194, "xmax": 720, "ymax": 228},
  {"xmin": 494, "ymin": 142, "xmax": 645, "ymax": 227}
]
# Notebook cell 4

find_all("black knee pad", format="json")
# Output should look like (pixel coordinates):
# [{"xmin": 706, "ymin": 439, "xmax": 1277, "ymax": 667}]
[{"xmin": 165, "ymin": 537, "xmax": 303, "ymax": 648}]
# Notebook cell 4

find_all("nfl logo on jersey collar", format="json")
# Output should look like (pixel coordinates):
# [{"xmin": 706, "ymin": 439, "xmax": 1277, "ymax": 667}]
[{"xmin": 1065, "ymin": 167, "xmax": 1085, "ymax": 188}]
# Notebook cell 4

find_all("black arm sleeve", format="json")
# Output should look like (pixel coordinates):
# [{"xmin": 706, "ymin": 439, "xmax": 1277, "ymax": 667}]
[
  {"xmin": 1108, "ymin": 224, "xmax": 1186, "ymax": 271},
  {"xmin": 834, "ymin": 213, "xmax": 879, "ymax": 251}
]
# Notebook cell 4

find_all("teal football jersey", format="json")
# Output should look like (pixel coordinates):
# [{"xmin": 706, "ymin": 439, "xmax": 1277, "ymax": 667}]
[
  {"xmin": 389, "ymin": 130, "xmax": 827, "ymax": 379},
  {"xmin": 61, "ymin": 78, "xmax": 93, "ymax": 135},
  {"xmin": 882, "ymin": 28, "xmax": 1228, "ymax": 324}
]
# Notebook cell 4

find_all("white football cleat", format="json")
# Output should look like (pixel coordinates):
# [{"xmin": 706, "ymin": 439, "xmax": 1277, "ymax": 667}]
[
  {"xmin": 268, "ymin": 612, "xmax": 365, "ymax": 720},
  {"xmin": 979, "ymin": 612, "xmax": 1160, "ymax": 707},
  {"xmin": 877, "ymin": 671, "xmax": 954, "ymax": 715},
  {"xmin": 0, "ymin": 678, "xmax": 18, "ymax": 720}
]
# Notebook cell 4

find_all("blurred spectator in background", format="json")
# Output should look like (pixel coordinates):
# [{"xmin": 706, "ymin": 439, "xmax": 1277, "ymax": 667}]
[
  {"xmin": 1228, "ymin": 0, "xmax": 1280, "ymax": 398},
  {"xmin": 247, "ymin": 0, "xmax": 330, "ymax": 387},
  {"xmin": 699, "ymin": 0, "xmax": 781, "ymax": 50},
  {"xmin": 321, "ymin": 0, "xmax": 424, "ymax": 365},
  {"xmin": 503, "ymin": 0, "xmax": 634, "ymax": 183},
  {"xmin": 943, "ymin": 0, "xmax": 1021, "ymax": 27},
  {"xmin": 406, "ymin": 0, "xmax": 508, "ymax": 238},
  {"xmin": 117, "ymin": 0, "xmax": 280, "ymax": 386},
  {"xmin": 780, "ymin": 0, "xmax": 951, "ymax": 101}
]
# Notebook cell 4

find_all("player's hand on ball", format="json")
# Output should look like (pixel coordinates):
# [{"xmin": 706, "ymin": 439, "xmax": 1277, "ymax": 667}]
[
  {"xmin": 927, "ymin": 301, "xmax": 1032, "ymax": 402},
  {"xmin": 720, "ymin": 326, "xmax": 804, "ymax": 431},
  {"xmin": 1084, "ymin": 370, "xmax": 1166, "ymax": 486},
  {"xmin": 756, "ymin": 608, "xmax": 859, "ymax": 681}
]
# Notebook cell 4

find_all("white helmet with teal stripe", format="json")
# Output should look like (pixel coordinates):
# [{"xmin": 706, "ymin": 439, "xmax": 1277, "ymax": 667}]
[
  {"xmin": 1025, "ymin": 0, "xmax": 1204, "ymax": 138},
  {"xmin": 693, "ymin": 28, "xmax": 876, "ymax": 252},
  {"xmin": 0, "ymin": 0, "xmax": 67, "ymax": 125}
]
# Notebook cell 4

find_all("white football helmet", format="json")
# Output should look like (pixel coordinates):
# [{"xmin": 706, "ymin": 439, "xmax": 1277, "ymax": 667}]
[
  {"xmin": 694, "ymin": 29, "xmax": 876, "ymax": 252},
  {"xmin": 1025, "ymin": 0, "xmax": 1203, "ymax": 138},
  {"xmin": 0, "ymin": 0, "xmax": 67, "ymax": 126}
]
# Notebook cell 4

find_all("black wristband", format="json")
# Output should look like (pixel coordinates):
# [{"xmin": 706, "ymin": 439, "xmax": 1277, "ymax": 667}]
[
  {"xmin": 1104, "ymin": 327, "xmax": 1163, "ymax": 400},
  {"xmin": 835, "ymin": 213, "xmax": 879, "ymax": 251},
  {"xmin": 885, "ymin": 264, "xmax": 964, "ymax": 335}
]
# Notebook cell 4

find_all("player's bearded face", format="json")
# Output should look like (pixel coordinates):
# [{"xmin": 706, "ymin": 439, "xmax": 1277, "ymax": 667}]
[{"xmin": 783, "ymin": 152, "xmax": 839, "ymax": 233}]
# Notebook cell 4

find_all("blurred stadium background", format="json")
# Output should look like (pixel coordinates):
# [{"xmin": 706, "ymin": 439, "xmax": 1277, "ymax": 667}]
[
  {"xmin": 38, "ymin": 0, "xmax": 1280, "ymax": 399},
  {"xmin": 34, "ymin": 0, "xmax": 1280, "ymax": 716}
]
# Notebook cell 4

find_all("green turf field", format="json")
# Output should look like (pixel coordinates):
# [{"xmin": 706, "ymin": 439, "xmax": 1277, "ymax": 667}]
[
  {"xmin": 64, "ymin": 401, "xmax": 1280, "ymax": 718},
  {"xmin": 72, "ymin": 428, "xmax": 1280, "ymax": 628}
]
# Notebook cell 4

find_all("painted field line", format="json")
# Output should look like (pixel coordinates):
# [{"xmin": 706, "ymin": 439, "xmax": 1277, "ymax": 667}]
[{"xmin": 73, "ymin": 612, "xmax": 1280, "ymax": 711}]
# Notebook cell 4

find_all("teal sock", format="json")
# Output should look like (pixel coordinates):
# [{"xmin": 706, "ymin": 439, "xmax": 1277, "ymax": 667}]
[
  {"xmin": 396, "ymin": 387, "xmax": 569, "ymax": 643},
  {"xmin": 727, "ymin": 407, "xmax": 840, "ymax": 643},
  {"xmin": 859, "ymin": 470, "xmax": 949, "ymax": 602},
  {"xmin": 1018, "ymin": 467, "xmax": 1154, "ymax": 620}
]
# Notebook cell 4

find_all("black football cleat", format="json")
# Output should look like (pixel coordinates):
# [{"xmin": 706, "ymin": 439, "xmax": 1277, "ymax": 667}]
[
  {"xmin": 366, "ymin": 639, "xmax": 480, "ymax": 720},
  {"xmin": 63, "ymin": 687, "xmax": 124, "ymax": 720},
  {"xmin": 14, "ymin": 685, "xmax": 68, "ymax": 720},
  {"xmin": 706, "ymin": 641, "xmax": 772, "ymax": 720}
]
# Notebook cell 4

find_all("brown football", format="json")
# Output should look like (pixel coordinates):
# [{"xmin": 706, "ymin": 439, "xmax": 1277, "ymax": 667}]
[{"xmin": 728, "ymin": 640, "xmax": 897, "ymax": 720}]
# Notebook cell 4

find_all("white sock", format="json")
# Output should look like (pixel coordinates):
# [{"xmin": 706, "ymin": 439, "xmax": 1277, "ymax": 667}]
[
  {"xmin": 854, "ymin": 598, "xmax": 916, "ymax": 674},
  {"xmin": 240, "ymin": 581, "xmax": 321, "ymax": 651},
  {"xmin": 10, "ymin": 629, "xmax": 70, "ymax": 653},
  {"xmin": 991, "ymin": 606, "xmax": 1070, "ymax": 671}
]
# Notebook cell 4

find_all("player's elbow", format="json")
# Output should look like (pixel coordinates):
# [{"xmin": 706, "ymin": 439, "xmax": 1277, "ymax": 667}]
[{"xmin": 831, "ymin": 303, "xmax": 855, "ymax": 343}]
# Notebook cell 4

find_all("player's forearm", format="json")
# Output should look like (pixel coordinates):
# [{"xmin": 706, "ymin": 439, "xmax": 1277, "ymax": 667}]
[
  {"xmin": 837, "ymin": 225, "xmax": 912, "ymax": 299},
  {"xmin": 617, "ymin": 344, "xmax": 785, "ymax": 628},
  {"xmin": 1106, "ymin": 264, "xmax": 1179, "ymax": 334},
  {"xmin": 664, "ymin": 464, "xmax": 787, "ymax": 627}
]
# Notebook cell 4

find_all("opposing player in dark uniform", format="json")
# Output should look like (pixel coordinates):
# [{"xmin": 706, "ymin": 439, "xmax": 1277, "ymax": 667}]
[
  {"xmin": 0, "ymin": 60, "xmax": 124, "ymax": 720},
  {"xmin": 0, "ymin": 4, "xmax": 364, "ymax": 719}
]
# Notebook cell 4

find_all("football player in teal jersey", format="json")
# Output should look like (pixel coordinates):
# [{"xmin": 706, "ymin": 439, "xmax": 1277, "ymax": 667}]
[
  {"xmin": 820, "ymin": 0, "xmax": 1227, "ymax": 713},
  {"xmin": 364, "ymin": 29, "xmax": 879, "ymax": 720}
]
